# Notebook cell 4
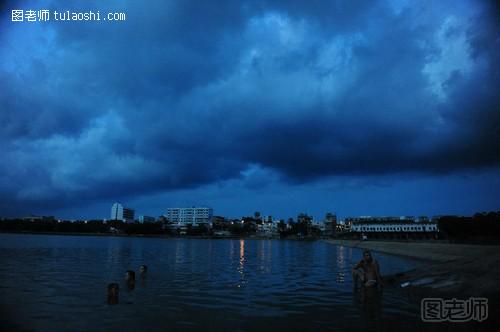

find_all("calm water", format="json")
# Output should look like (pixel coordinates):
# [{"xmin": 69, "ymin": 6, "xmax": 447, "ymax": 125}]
[{"xmin": 0, "ymin": 233, "xmax": 424, "ymax": 331}]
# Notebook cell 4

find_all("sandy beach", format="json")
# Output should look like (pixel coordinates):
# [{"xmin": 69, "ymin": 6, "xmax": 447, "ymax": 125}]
[{"xmin": 324, "ymin": 239, "xmax": 500, "ymax": 297}]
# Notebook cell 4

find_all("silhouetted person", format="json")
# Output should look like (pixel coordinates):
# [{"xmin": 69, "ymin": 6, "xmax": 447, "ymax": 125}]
[
  {"xmin": 352, "ymin": 250, "xmax": 382, "ymax": 289},
  {"xmin": 125, "ymin": 270, "xmax": 136, "ymax": 290},
  {"xmin": 139, "ymin": 265, "xmax": 148, "ymax": 276},
  {"xmin": 107, "ymin": 283, "xmax": 119, "ymax": 304}
]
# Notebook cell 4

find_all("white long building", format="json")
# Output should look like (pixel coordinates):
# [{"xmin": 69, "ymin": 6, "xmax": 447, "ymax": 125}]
[
  {"xmin": 347, "ymin": 216, "xmax": 438, "ymax": 233},
  {"xmin": 165, "ymin": 207, "xmax": 213, "ymax": 226},
  {"xmin": 350, "ymin": 222, "xmax": 438, "ymax": 233}
]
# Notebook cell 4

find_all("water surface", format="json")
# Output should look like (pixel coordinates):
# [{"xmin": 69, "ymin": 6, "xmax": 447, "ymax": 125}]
[{"xmin": 0, "ymin": 233, "xmax": 425, "ymax": 331}]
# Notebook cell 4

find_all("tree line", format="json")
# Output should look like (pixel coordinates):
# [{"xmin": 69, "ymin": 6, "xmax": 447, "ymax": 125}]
[
  {"xmin": 0, "ymin": 219, "xmax": 165, "ymax": 235},
  {"xmin": 0, "ymin": 214, "xmax": 324, "ymax": 237},
  {"xmin": 438, "ymin": 211, "xmax": 500, "ymax": 242}
]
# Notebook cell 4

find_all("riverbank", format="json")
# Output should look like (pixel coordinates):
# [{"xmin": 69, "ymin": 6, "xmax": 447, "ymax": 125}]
[
  {"xmin": 0, "ymin": 230, "xmax": 173, "ymax": 238},
  {"xmin": 325, "ymin": 239, "xmax": 500, "ymax": 297}
]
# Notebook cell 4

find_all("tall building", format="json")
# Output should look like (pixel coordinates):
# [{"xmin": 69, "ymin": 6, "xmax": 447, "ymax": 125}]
[
  {"xmin": 165, "ymin": 207, "xmax": 213, "ymax": 226},
  {"xmin": 111, "ymin": 202, "xmax": 135, "ymax": 223}
]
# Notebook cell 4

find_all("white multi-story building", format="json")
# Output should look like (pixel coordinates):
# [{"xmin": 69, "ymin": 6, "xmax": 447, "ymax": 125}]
[
  {"xmin": 257, "ymin": 220, "xmax": 279, "ymax": 236},
  {"xmin": 165, "ymin": 207, "xmax": 213, "ymax": 226},
  {"xmin": 111, "ymin": 203, "xmax": 135, "ymax": 223}
]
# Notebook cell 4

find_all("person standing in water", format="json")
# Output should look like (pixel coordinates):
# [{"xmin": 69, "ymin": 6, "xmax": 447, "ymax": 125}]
[
  {"xmin": 352, "ymin": 250, "xmax": 382, "ymax": 288},
  {"xmin": 107, "ymin": 283, "xmax": 119, "ymax": 304},
  {"xmin": 125, "ymin": 270, "xmax": 136, "ymax": 290}
]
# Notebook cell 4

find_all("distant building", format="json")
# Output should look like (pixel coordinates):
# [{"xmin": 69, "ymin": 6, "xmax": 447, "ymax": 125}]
[
  {"xmin": 257, "ymin": 222, "xmax": 279, "ymax": 236},
  {"xmin": 346, "ymin": 216, "xmax": 416, "ymax": 224},
  {"xmin": 22, "ymin": 215, "xmax": 55, "ymax": 222},
  {"xmin": 347, "ymin": 215, "xmax": 438, "ymax": 239},
  {"xmin": 138, "ymin": 215, "xmax": 156, "ymax": 223},
  {"xmin": 311, "ymin": 220, "xmax": 326, "ymax": 231},
  {"xmin": 165, "ymin": 207, "xmax": 213, "ymax": 227},
  {"xmin": 257, "ymin": 218, "xmax": 279, "ymax": 236},
  {"xmin": 350, "ymin": 221, "xmax": 438, "ymax": 233},
  {"xmin": 111, "ymin": 203, "xmax": 135, "ymax": 223},
  {"xmin": 212, "ymin": 216, "xmax": 233, "ymax": 230},
  {"xmin": 240, "ymin": 216, "xmax": 259, "ymax": 232},
  {"xmin": 323, "ymin": 212, "xmax": 337, "ymax": 236},
  {"xmin": 297, "ymin": 213, "xmax": 313, "ymax": 224},
  {"xmin": 262, "ymin": 215, "xmax": 273, "ymax": 223},
  {"xmin": 212, "ymin": 215, "xmax": 226, "ymax": 224}
]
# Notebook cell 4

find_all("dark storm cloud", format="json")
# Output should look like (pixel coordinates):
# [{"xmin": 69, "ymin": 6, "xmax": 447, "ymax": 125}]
[{"xmin": 0, "ymin": 0, "xmax": 499, "ymax": 214}]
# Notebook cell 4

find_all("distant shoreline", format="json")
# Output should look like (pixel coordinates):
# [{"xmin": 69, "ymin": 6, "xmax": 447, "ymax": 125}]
[
  {"xmin": 0, "ymin": 230, "xmax": 285, "ymax": 240},
  {"xmin": 0, "ymin": 230, "xmax": 172, "ymax": 238}
]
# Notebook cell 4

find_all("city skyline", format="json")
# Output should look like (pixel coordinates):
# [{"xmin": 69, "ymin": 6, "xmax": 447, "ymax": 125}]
[
  {"xmin": 7, "ymin": 201, "xmax": 497, "ymax": 223},
  {"xmin": 1, "ymin": 1, "xmax": 499, "ymax": 221}
]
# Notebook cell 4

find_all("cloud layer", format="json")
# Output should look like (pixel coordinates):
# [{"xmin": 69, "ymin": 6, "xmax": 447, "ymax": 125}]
[{"xmin": 1, "ymin": 0, "xmax": 499, "ymax": 215}]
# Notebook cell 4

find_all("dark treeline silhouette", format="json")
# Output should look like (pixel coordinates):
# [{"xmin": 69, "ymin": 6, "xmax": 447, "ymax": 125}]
[
  {"xmin": 0, "ymin": 216, "xmax": 324, "ymax": 238},
  {"xmin": 0, "ymin": 219, "xmax": 167, "ymax": 235},
  {"xmin": 438, "ymin": 211, "xmax": 500, "ymax": 243}
]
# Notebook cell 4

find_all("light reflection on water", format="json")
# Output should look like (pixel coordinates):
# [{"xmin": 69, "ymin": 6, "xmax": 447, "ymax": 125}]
[
  {"xmin": 238, "ymin": 239, "xmax": 246, "ymax": 288},
  {"xmin": 0, "ymin": 234, "xmax": 427, "ymax": 331},
  {"xmin": 336, "ymin": 245, "xmax": 346, "ymax": 284}
]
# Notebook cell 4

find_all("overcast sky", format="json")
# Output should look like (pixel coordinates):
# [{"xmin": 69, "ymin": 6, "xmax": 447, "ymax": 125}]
[{"xmin": 1, "ymin": 0, "xmax": 499, "ymax": 220}]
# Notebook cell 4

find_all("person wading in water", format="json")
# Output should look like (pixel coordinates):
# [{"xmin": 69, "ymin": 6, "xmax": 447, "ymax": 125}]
[{"xmin": 352, "ymin": 250, "xmax": 382, "ymax": 289}]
